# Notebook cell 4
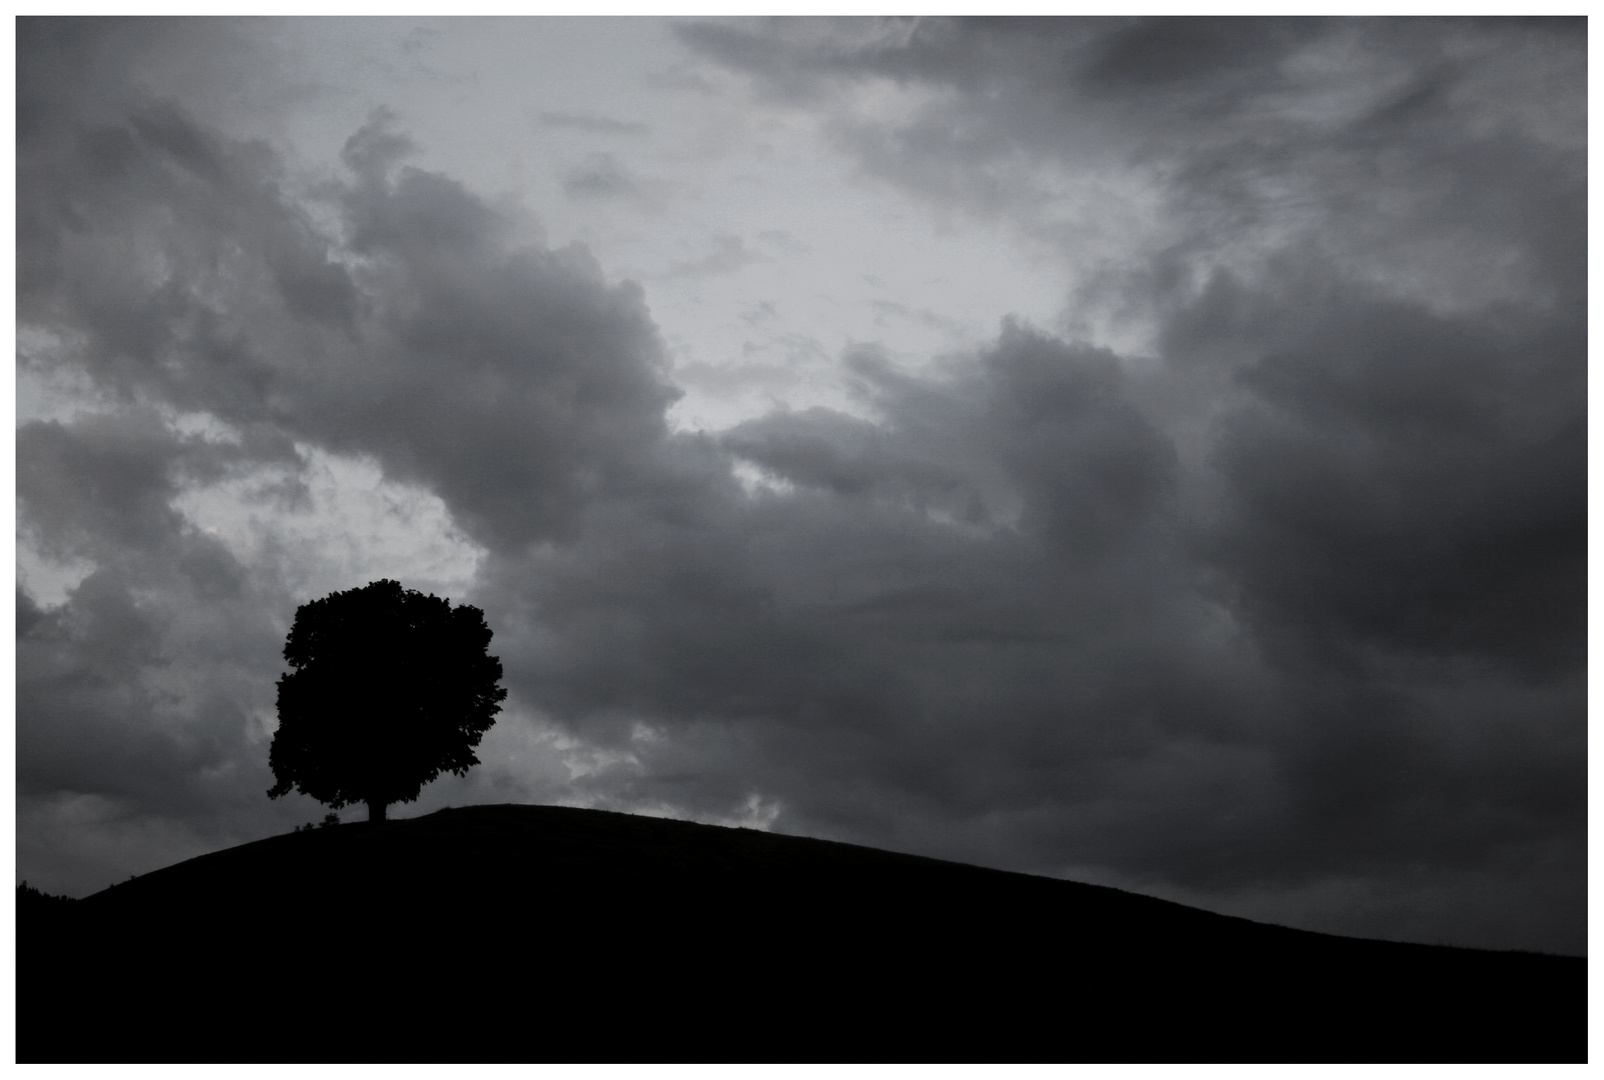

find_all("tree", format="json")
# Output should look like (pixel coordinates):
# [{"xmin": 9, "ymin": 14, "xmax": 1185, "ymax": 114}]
[{"xmin": 267, "ymin": 579, "xmax": 508, "ymax": 823}]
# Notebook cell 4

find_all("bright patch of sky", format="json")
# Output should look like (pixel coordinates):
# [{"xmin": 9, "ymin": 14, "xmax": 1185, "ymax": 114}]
[{"xmin": 173, "ymin": 444, "xmax": 485, "ymax": 606}]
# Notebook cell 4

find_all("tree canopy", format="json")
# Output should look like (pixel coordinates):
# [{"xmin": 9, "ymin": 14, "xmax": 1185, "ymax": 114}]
[{"xmin": 267, "ymin": 579, "xmax": 507, "ymax": 821}]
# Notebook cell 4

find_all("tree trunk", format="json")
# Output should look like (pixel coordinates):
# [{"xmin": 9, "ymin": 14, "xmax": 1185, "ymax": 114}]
[{"xmin": 368, "ymin": 799, "xmax": 388, "ymax": 824}]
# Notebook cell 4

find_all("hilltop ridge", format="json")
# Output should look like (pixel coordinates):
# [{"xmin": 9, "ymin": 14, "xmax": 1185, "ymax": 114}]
[{"xmin": 19, "ymin": 804, "xmax": 1584, "ymax": 1062}]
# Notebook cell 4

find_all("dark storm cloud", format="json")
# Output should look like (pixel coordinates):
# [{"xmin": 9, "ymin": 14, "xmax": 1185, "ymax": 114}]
[
  {"xmin": 18, "ymin": 568, "xmax": 259, "ymax": 814},
  {"xmin": 17, "ymin": 18, "xmax": 1584, "ymax": 955},
  {"xmin": 654, "ymin": 16, "xmax": 1584, "ymax": 951},
  {"xmin": 15, "ymin": 412, "xmax": 286, "ymax": 863},
  {"xmin": 1077, "ymin": 16, "xmax": 1325, "ymax": 106},
  {"xmin": 481, "ymin": 326, "xmax": 1287, "ymax": 887},
  {"xmin": 1183, "ymin": 266, "xmax": 1585, "ymax": 680},
  {"xmin": 20, "ymin": 48, "xmax": 678, "ymax": 553},
  {"xmin": 676, "ymin": 18, "xmax": 1585, "ymax": 316}
]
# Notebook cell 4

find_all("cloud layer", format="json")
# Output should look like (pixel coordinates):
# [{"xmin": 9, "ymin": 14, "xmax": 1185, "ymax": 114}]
[{"xmin": 16, "ymin": 18, "xmax": 1586, "ymax": 955}]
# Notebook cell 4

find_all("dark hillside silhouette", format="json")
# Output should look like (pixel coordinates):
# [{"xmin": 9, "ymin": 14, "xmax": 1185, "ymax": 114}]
[
  {"xmin": 16, "ymin": 881, "xmax": 77, "ymax": 928},
  {"xmin": 18, "ymin": 805, "xmax": 1583, "ymax": 1062},
  {"xmin": 267, "ymin": 580, "xmax": 506, "ymax": 822}
]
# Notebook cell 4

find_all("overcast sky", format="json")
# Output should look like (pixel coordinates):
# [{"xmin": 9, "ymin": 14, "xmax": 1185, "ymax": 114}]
[{"xmin": 16, "ymin": 17, "xmax": 1586, "ymax": 956}]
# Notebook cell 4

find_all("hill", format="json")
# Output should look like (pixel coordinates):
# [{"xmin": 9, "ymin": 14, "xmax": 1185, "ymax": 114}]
[{"xmin": 17, "ymin": 804, "xmax": 1584, "ymax": 1062}]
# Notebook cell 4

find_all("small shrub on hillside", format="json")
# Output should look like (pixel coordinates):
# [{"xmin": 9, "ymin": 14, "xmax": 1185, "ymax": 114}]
[
  {"xmin": 17, "ymin": 881, "xmax": 76, "ymax": 910},
  {"xmin": 294, "ymin": 812, "xmax": 342, "ymax": 833}
]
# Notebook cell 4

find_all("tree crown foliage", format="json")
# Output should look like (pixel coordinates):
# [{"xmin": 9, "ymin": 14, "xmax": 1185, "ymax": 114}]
[{"xmin": 267, "ymin": 579, "xmax": 507, "ymax": 813}]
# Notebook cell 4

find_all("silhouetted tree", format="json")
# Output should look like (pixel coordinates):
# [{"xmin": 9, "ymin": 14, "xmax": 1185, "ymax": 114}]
[{"xmin": 267, "ymin": 580, "xmax": 507, "ymax": 823}]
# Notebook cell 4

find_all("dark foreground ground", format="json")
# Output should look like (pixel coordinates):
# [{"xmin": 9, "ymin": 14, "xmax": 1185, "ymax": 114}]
[{"xmin": 18, "ymin": 803, "xmax": 1584, "ymax": 1062}]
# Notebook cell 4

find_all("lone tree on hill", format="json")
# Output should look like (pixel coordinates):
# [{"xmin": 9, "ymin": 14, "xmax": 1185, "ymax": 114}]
[{"xmin": 267, "ymin": 579, "xmax": 507, "ymax": 823}]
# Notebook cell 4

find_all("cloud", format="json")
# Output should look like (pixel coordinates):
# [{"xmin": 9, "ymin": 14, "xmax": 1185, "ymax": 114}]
[
  {"xmin": 475, "ymin": 299, "xmax": 1580, "ymax": 954},
  {"xmin": 627, "ymin": 17, "xmax": 1584, "ymax": 951},
  {"xmin": 17, "ymin": 19, "xmax": 682, "ymax": 888},
  {"xmin": 1078, "ymin": 17, "xmax": 1321, "ymax": 98},
  {"xmin": 561, "ymin": 151, "xmax": 645, "ymax": 200},
  {"xmin": 661, "ymin": 234, "xmax": 769, "ymax": 279},
  {"xmin": 477, "ymin": 328, "xmax": 1274, "ymax": 908},
  {"xmin": 1185, "ymin": 263, "xmax": 1584, "ymax": 680},
  {"xmin": 677, "ymin": 17, "xmax": 1585, "ymax": 322},
  {"xmin": 16, "ymin": 18, "xmax": 1584, "ymax": 957},
  {"xmin": 21, "ymin": 66, "xmax": 680, "ymax": 551}
]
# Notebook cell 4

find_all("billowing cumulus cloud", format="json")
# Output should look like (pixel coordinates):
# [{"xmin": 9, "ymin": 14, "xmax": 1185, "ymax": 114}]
[
  {"xmin": 16, "ymin": 18, "xmax": 1585, "ymax": 957},
  {"xmin": 18, "ymin": 18, "xmax": 680, "ymax": 880}
]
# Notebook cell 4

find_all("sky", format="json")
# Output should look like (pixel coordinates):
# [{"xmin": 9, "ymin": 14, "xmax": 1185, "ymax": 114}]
[{"xmin": 15, "ymin": 17, "xmax": 1587, "ymax": 956}]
